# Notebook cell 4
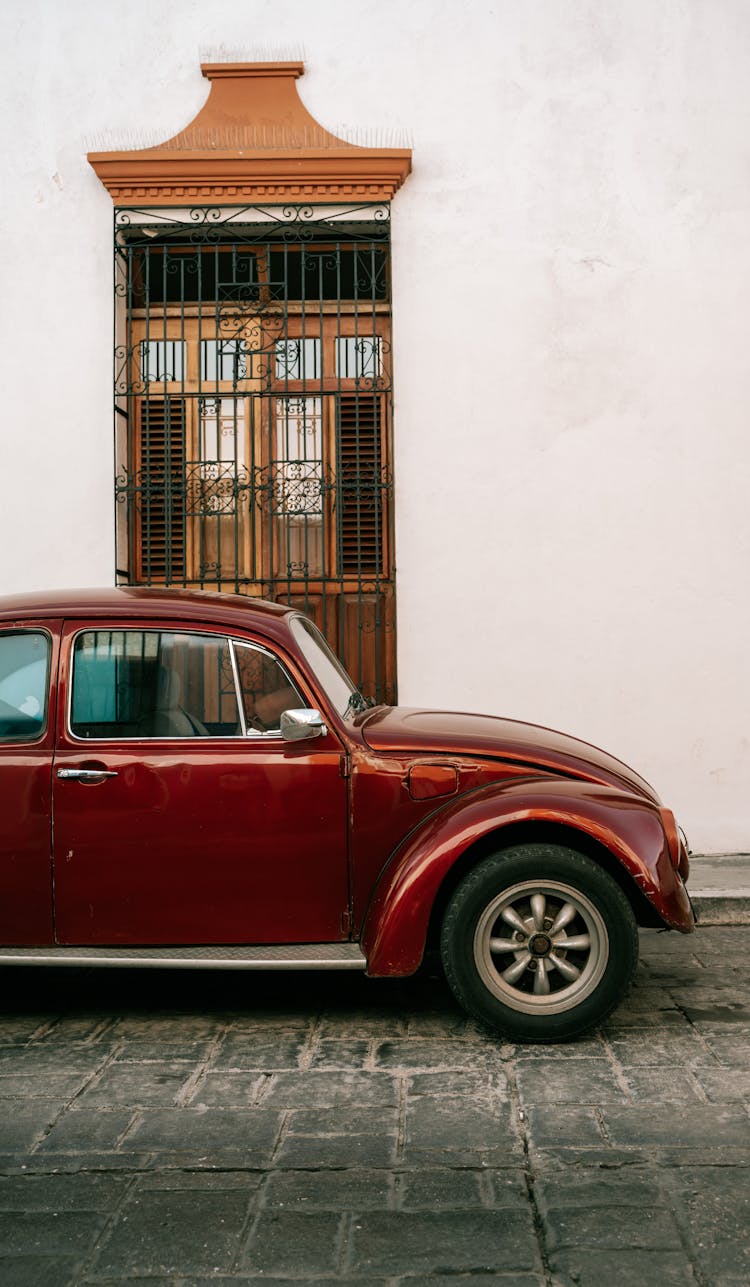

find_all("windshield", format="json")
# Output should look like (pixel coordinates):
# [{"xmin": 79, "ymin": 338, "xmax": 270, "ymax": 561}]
[{"xmin": 289, "ymin": 616, "xmax": 365, "ymax": 718}]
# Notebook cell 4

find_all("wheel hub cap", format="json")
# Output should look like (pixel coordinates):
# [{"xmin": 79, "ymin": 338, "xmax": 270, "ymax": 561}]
[{"xmin": 473, "ymin": 878, "xmax": 610, "ymax": 1015}]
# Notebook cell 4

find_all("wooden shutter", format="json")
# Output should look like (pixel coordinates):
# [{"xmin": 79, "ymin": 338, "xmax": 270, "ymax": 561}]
[
  {"xmin": 136, "ymin": 397, "xmax": 186, "ymax": 582},
  {"xmin": 337, "ymin": 393, "xmax": 384, "ymax": 575}
]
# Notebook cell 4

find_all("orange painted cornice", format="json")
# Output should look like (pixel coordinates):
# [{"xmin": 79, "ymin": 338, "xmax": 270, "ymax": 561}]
[{"xmin": 88, "ymin": 62, "xmax": 412, "ymax": 206}]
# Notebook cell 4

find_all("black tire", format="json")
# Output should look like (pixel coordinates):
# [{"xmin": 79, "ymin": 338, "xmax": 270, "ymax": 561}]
[{"xmin": 440, "ymin": 844, "xmax": 638, "ymax": 1043}]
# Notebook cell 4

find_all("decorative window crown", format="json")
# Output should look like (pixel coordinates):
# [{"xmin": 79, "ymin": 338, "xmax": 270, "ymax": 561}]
[{"xmin": 88, "ymin": 62, "xmax": 412, "ymax": 205}]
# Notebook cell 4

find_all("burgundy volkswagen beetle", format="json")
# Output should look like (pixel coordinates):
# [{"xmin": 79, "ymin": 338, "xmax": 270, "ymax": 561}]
[{"xmin": 0, "ymin": 588, "xmax": 694, "ymax": 1042}]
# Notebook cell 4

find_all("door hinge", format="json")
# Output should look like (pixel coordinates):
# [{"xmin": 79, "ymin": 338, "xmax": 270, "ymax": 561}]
[
  {"xmin": 341, "ymin": 907, "xmax": 353, "ymax": 935},
  {"xmin": 339, "ymin": 754, "xmax": 350, "ymax": 779}
]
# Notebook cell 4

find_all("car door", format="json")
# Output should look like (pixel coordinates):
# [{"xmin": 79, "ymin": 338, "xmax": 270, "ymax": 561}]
[
  {"xmin": 51, "ymin": 619, "xmax": 350, "ymax": 945},
  {"xmin": 0, "ymin": 623, "xmax": 59, "ymax": 944}
]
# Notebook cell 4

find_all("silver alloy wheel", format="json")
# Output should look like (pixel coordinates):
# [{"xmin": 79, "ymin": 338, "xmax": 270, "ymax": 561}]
[{"xmin": 473, "ymin": 879, "xmax": 609, "ymax": 1015}]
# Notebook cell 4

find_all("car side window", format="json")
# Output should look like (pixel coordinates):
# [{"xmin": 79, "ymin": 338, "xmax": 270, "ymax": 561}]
[
  {"xmin": 70, "ymin": 631, "xmax": 241, "ymax": 739},
  {"xmin": 233, "ymin": 642, "xmax": 304, "ymax": 734},
  {"xmin": 0, "ymin": 631, "xmax": 51, "ymax": 742}
]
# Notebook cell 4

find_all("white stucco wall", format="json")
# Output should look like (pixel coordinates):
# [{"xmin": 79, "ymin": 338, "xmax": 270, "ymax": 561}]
[{"xmin": 1, "ymin": 0, "xmax": 748, "ymax": 851}]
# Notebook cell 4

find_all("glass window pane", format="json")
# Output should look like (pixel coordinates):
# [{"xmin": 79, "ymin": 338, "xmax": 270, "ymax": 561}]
[
  {"xmin": 139, "ymin": 340, "xmax": 185, "ymax": 383},
  {"xmin": 133, "ymin": 248, "xmax": 257, "ymax": 306},
  {"xmin": 71, "ymin": 631, "xmax": 240, "ymax": 739},
  {"xmin": 274, "ymin": 339, "xmax": 321, "ymax": 381},
  {"xmin": 0, "ymin": 632, "xmax": 50, "ymax": 741},
  {"xmin": 274, "ymin": 398, "xmax": 323, "ymax": 515},
  {"xmin": 200, "ymin": 398, "xmax": 246, "ymax": 467},
  {"xmin": 335, "ymin": 337, "xmax": 382, "ymax": 380},
  {"xmin": 201, "ymin": 339, "xmax": 249, "ymax": 383},
  {"xmin": 267, "ymin": 249, "xmax": 387, "ymax": 302},
  {"xmin": 233, "ymin": 643, "xmax": 303, "ymax": 734}
]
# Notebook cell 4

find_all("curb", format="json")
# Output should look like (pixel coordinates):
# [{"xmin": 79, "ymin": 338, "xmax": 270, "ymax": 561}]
[
  {"xmin": 688, "ymin": 855, "xmax": 750, "ymax": 926},
  {"xmin": 691, "ymin": 893, "xmax": 750, "ymax": 926}
]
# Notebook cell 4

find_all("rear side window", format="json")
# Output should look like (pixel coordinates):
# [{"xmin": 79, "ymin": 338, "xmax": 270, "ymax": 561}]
[{"xmin": 0, "ymin": 632, "xmax": 51, "ymax": 742}]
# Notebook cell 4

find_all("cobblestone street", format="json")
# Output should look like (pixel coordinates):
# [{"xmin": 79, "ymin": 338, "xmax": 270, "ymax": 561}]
[{"xmin": 1, "ymin": 926, "xmax": 750, "ymax": 1285}]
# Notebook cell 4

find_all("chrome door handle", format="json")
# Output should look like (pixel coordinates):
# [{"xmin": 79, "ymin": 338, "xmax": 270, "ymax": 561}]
[{"xmin": 57, "ymin": 768, "xmax": 118, "ymax": 781}]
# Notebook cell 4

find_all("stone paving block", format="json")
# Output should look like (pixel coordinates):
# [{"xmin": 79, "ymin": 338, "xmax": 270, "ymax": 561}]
[
  {"xmin": 693, "ymin": 1067, "xmax": 750, "ymax": 1101},
  {"xmin": 404, "ymin": 1010, "xmax": 470, "ymax": 1039},
  {"xmin": 119, "ymin": 1107, "xmax": 282, "ymax": 1159},
  {"xmin": 38, "ymin": 1015, "xmax": 115, "ymax": 1043},
  {"xmin": 136, "ymin": 1169, "xmax": 262, "ymax": 1192},
  {"xmin": 315, "ymin": 1009, "xmax": 408, "ymax": 1039},
  {"xmin": 0, "ymin": 1255, "xmax": 80, "ymax": 1287},
  {"xmin": 667, "ymin": 988, "xmax": 750, "ymax": 1025},
  {"xmin": 0, "ymin": 1100, "xmax": 68, "ymax": 1152},
  {"xmin": 533, "ymin": 1167, "xmax": 662, "ymax": 1212},
  {"xmin": 396, "ymin": 1167, "xmax": 486, "ymax": 1210},
  {"xmin": 107, "ymin": 1015, "xmax": 225, "ymax": 1042},
  {"xmin": 0, "ymin": 1016, "xmax": 57, "ymax": 1044},
  {"xmin": 702, "ymin": 1029, "xmax": 750, "ymax": 1067},
  {"xmin": 487, "ymin": 1168, "xmax": 537, "ymax": 1208},
  {"xmin": 223, "ymin": 1013, "xmax": 316, "ymax": 1034},
  {"xmin": 275, "ymin": 1131, "xmax": 397, "ymax": 1168},
  {"xmin": 512, "ymin": 1035, "xmax": 604, "ymax": 1059},
  {"xmin": 516, "ymin": 1058, "xmax": 628, "ymax": 1105},
  {"xmin": 76, "ymin": 1060, "xmax": 197, "ymax": 1107},
  {"xmin": 547, "ymin": 1144, "xmax": 750, "ymax": 1170},
  {"xmin": 542, "ymin": 1203, "xmax": 682, "ymax": 1251},
  {"xmin": 402, "ymin": 1278, "xmax": 543, "ymax": 1287},
  {"xmin": 623, "ymin": 1066, "xmax": 706, "ymax": 1103},
  {"xmin": 0, "ymin": 1071, "xmax": 97, "ymax": 1100},
  {"xmin": 604, "ymin": 987, "xmax": 682, "ymax": 1021},
  {"xmin": 81, "ymin": 1279, "xmax": 177, "ymax": 1287},
  {"xmin": 111, "ymin": 1040, "xmax": 214, "ymax": 1062},
  {"xmin": 309, "ymin": 1038, "xmax": 372, "ymax": 1068},
  {"xmin": 0, "ymin": 1049, "xmax": 107, "ymax": 1078},
  {"xmin": 374, "ymin": 1039, "xmax": 500, "ymax": 1070},
  {"xmin": 525, "ymin": 1105, "xmax": 604, "ymax": 1149},
  {"xmin": 674, "ymin": 1166, "xmax": 750, "ymax": 1278},
  {"xmin": 0, "ymin": 1209, "xmax": 106, "ymax": 1256},
  {"xmin": 35, "ymin": 1108, "xmax": 135, "ymax": 1153},
  {"xmin": 263, "ymin": 1168, "xmax": 393, "ymax": 1210},
  {"xmin": 188, "ymin": 1071, "xmax": 267, "ymax": 1107},
  {"xmin": 6, "ymin": 1152, "xmax": 152, "ymax": 1173},
  {"xmin": 0, "ymin": 1172, "xmax": 130, "ymax": 1210},
  {"xmin": 601, "ymin": 1104, "xmax": 750, "ymax": 1148},
  {"xmin": 406, "ymin": 1069, "xmax": 509, "ymax": 1100},
  {"xmin": 606, "ymin": 1031, "xmax": 716, "ymax": 1067},
  {"xmin": 549, "ymin": 1249, "xmax": 698, "ymax": 1286},
  {"xmin": 287, "ymin": 1105, "xmax": 397, "ymax": 1135},
  {"xmin": 94, "ymin": 1189, "xmax": 249, "ymax": 1275},
  {"xmin": 405, "ymin": 1095, "xmax": 517, "ymax": 1154},
  {"xmin": 262, "ymin": 1070, "xmax": 399, "ymax": 1108},
  {"xmin": 240, "ymin": 1210, "xmax": 344, "ymax": 1275},
  {"xmin": 210, "ymin": 1034, "xmax": 308, "ymax": 1070},
  {"xmin": 164, "ymin": 1280, "xmax": 388, "ymax": 1287},
  {"xmin": 603, "ymin": 1008, "xmax": 689, "ymax": 1030},
  {"xmin": 348, "ymin": 1209, "xmax": 538, "ymax": 1274}
]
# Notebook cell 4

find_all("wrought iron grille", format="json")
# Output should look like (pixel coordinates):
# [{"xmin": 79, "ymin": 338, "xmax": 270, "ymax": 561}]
[{"xmin": 113, "ymin": 203, "xmax": 396, "ymax": 704}]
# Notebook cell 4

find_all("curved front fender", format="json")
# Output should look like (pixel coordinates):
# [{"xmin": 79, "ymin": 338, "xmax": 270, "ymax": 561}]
[{"xmin": 361, "ymin": 777, "xmax": 695, "ymax": 977}]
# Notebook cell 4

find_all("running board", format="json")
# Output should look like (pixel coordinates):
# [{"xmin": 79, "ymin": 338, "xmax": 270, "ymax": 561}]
[{"xmin": 0, "ymin": 943, "xmax": 367, "ymax": 971}]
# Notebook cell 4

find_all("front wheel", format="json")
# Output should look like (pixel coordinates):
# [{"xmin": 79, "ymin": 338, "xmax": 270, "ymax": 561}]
[{"xmin": 440, "ymin": 844, "xmax": 638, "ymax": 1042}]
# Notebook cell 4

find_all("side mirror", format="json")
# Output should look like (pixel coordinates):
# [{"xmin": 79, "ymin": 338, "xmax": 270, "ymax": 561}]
[{"xmin": 280, "ymin": 708, "xmax": 328, "ymax": 742}]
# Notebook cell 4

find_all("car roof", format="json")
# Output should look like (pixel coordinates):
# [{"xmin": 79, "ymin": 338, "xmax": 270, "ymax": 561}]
[{"xmin": 0, "ymin": 587, "xmax": 294, "ymax": 633}]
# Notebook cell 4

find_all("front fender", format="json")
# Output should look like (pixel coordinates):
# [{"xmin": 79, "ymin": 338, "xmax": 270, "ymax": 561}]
[{"xmin": 361, "ymin": 777, "xmax": 695, "ymax": 976}]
